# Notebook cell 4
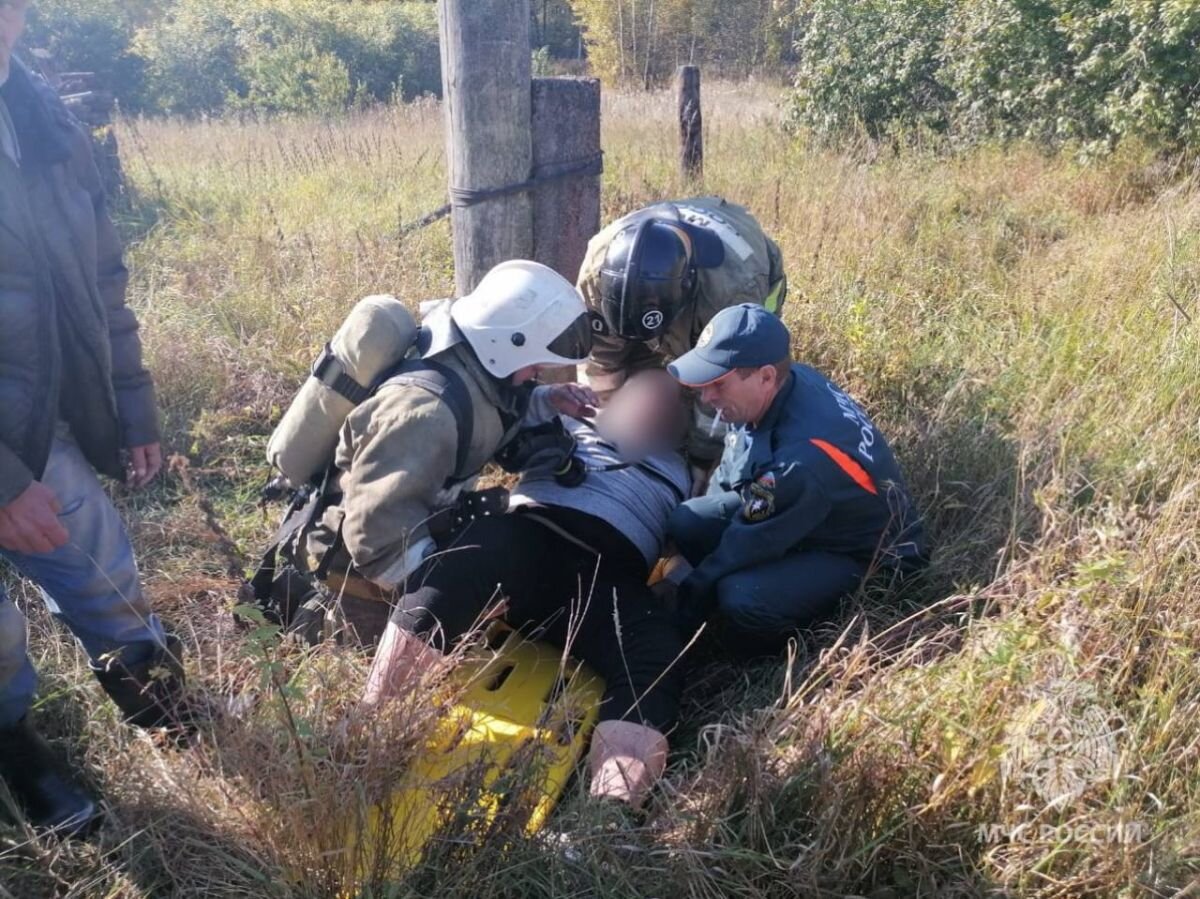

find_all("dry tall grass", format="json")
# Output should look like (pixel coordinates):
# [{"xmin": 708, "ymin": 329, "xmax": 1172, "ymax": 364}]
[{"xmin": 2, "ymin": 81, "xmax": 1199, "ymax": 897}]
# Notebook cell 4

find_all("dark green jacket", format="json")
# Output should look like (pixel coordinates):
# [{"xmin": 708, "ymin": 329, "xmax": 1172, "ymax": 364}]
[{"xmin": 0, "ymin": 61, "xmax": 158, "ymax": 505}]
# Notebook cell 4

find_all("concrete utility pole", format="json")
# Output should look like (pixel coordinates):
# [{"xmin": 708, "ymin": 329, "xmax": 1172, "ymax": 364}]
[
  {"xmin": 677, "ymin": 65, "xmax": 703, "ymax": 183},
  {"xmin": 438, "ymin": 0, "xmax": 534, "ymax": 296},
  {"xmin": 531, "ymin": 77, "xmax": 602, "ymax": 285}
]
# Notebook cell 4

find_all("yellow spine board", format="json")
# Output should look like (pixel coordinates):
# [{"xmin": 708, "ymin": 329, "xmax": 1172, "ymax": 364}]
[{"xmin": 348, "ymin": 628, "xmax": 605, "ymax": 886}]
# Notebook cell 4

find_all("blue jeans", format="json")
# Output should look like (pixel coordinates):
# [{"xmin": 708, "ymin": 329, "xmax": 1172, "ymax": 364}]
[
  {"xmin": 0, "ymin": 433, "xmax": 166, "ymax": 727},
  {"xmin": 669, "ymin": 491, "xmax": 868, "ymax": 650}
]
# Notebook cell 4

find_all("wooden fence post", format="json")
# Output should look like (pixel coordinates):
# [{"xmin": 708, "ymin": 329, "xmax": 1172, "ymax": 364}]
[
  {"xmin": 677, "ymin": 65, "xmax": 703, "ymax": 183},
  {"xmin": 438, "ymin": 0, "xmax": 534, "ymax": 295}
]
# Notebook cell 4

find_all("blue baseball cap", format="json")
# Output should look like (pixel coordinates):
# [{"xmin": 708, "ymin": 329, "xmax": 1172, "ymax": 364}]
[{"xmin": 668, "ymin": 303, "xmax": 790, "ymax": 386}]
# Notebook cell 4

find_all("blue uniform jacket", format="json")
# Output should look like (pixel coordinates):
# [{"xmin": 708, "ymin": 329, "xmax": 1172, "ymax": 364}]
[{"xmin": 686, "ymin": 365, "xmax": 928, "ymax": 596}]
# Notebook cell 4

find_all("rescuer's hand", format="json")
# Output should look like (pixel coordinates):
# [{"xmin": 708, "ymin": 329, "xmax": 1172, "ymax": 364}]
[{"xmin": 545, "ymin": 382, "xmax": 599, "ymax": 419}]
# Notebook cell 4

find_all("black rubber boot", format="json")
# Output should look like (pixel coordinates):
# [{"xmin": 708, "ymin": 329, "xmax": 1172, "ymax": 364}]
[
  {"xmin": 0, "ymin": 717, "xmax": 102, "ymax": 838},
  {"xmin": 93, "ymin": 634, "xmax": 191, "ymax": 733}
]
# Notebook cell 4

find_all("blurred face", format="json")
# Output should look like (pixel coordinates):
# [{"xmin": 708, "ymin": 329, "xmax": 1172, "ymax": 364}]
[
  {"xmin": 697, "ymin": 365, "xmax": 780, "ymax": 426},
  {"xmin": 0, "ymin": 0, "xmax": 28, "ymax": 87},
  {"xmin": 596, "ymin": 370, "xmax": 686, "ymax": 457}
]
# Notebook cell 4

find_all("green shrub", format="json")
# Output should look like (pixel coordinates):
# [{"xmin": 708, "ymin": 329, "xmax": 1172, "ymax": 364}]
[
  {"xmin": 236, "ymin": 40, "xmax": 351, "ymax": 115},
  {"xmin": 941, "ymin": 0, "xmax": 1082, "ymax": 145},
  {"xmin": 319, "ymin": 2, "xmax": 442, "ymax": 101},
  {"xmin": 788, "ymin": 0, "xmax": 1200, "ymax": 152},
  {"xmin": 23, "ymin": 0, "xmax": 148, "ymax": 111},
  {"xmin": 29, "ymin": 0, "xmax": 442, "ymax": 116},
  {"xmin": 132, "ymin": 1, "xmax": 243, "ymax": 115},
  {"xmin": 1062, "ymin": 1, "xmax": 1200, "ymax": 148},
  {"xmin": 788, "ymin": 0, "xmax": 953, "ymax": 139}
]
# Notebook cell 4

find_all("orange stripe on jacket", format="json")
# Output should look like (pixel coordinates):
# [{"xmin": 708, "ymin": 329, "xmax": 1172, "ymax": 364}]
[{"xmin": 809, "ymin": 438, "xmax": 878, "ymax": 496}]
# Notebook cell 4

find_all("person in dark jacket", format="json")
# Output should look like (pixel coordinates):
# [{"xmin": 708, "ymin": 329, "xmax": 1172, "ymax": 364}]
[
  {"xmin": 663, "ymin": 304, "xmax": 928, "ymax": 653},
  {"xmin": 0, "ymin": 0, "xmax": 180, "ymax": 839}
]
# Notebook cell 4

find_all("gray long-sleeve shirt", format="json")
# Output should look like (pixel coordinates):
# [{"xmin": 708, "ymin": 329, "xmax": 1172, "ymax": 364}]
[{"xmin": 510, "ymin": 388, "xmax": 691, "ymax": 566}]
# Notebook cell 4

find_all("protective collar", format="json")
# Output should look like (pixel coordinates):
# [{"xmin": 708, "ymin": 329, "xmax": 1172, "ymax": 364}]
[{"xmin": 416, "ymin": 298, "xmax": 465, "ymax": 358}]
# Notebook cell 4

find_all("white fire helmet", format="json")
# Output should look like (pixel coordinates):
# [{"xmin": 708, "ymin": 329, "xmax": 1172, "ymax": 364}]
[{"xmin": 450, "ymin": 260, "xmax": 594, "ymax": 378}]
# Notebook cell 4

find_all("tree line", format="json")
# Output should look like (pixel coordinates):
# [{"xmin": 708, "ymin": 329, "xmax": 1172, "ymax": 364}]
[
  {"xmin": 23, "ymin": 0, "xmax": 798, "ymax": 117},
  {"xmin": 25, "ymin": 0, "xmax": 1199, "ymax": 154}
]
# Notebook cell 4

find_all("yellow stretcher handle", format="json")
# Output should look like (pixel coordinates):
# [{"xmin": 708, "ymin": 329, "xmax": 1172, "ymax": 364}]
[{"xmin": 343, "ymin": 626, "xmax": 605, "ymax": 890}]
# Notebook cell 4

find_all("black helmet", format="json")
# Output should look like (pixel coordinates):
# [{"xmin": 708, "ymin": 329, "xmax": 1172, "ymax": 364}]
[{"xmin": 597, "ymin": 216, "xmax": 715, "ymax": 341}]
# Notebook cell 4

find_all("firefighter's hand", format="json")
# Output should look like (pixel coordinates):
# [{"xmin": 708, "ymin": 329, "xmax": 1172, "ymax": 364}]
[
  {"xmin": 0, "ymin": 481, "xmax": 69, "ymax": 555},
  {"xmin": 126, "ymin": 443, "xmax": 163, "ymax": 489},
  {"xmin": 545, "ymin": 383, "xmax": 599, "ymax": 419}
]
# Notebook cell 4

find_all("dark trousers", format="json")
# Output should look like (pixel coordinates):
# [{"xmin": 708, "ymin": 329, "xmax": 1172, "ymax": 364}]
[
  {"xmin": 389, "ymin": 508, "xmax": 683, "ymax": 733},
  {"xmin": 669, "ymin": 492, "xmax": 868, "ymax": 653}
]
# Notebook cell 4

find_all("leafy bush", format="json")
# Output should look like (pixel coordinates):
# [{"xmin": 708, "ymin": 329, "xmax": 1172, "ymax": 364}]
[
  {"xmin": 941, "ymin": 0, "xmax": 1082, "ymax": 145},
  {"xmin": 788, "ymin": 0, "xmax": 1200, "ymax": 152},
  {"xmin": 236, "ymin": 40, "xmax": 352, "ymax": 115},
  {"xmin": 23, "ymin": 0, "xmax": 148, "ymax": 110},
  {"xmin": 132, "ymin": 1, "xmax": 243, "ymax": 115},
  {"xmin": 789, "ymin": 0, "xmax": 952, "ymax": 139},
  {"xmin": 27, "ymin": 0, "xmax": 442, "ymax": 116},
  {"xmin": 320, "ymin": 2, "xmax": 442, "ymax": 100}
]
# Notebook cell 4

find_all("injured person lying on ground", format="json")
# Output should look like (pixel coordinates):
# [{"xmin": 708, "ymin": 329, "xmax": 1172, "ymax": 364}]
[{"xmin": 359, "ymin": 369, "xmax": 692, "ymax": 808}]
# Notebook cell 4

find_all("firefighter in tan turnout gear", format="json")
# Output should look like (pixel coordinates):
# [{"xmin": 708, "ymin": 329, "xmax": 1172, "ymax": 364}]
[
  {"xmin": 577, "ymin": 197, "xmax": 787, "ymax": 466},
  {"xmin": 258, "ymin": 261, "xmax": 596, "ymax": 643}
]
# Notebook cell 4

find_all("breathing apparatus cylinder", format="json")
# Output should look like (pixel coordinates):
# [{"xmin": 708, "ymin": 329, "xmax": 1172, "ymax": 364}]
[{"xmin": 267, "ymin": 295, "xmax": 419, "ymax": 487}]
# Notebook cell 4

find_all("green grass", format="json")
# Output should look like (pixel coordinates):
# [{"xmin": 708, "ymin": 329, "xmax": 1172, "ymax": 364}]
[{"xmin": 3, "ymin": 81, "xmax": 1200, "ymax": 897}]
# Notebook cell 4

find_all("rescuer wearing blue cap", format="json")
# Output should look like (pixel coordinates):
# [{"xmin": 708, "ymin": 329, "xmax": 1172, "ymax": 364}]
[{"xmin": 663, "ymin": 304, "xmax": 928, "ymax": 651}]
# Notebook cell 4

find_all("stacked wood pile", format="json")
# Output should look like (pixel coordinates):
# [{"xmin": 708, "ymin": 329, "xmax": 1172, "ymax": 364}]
[{"xmin": 31, "ymin": 49, "xmax": 127, "ymax": 204}]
